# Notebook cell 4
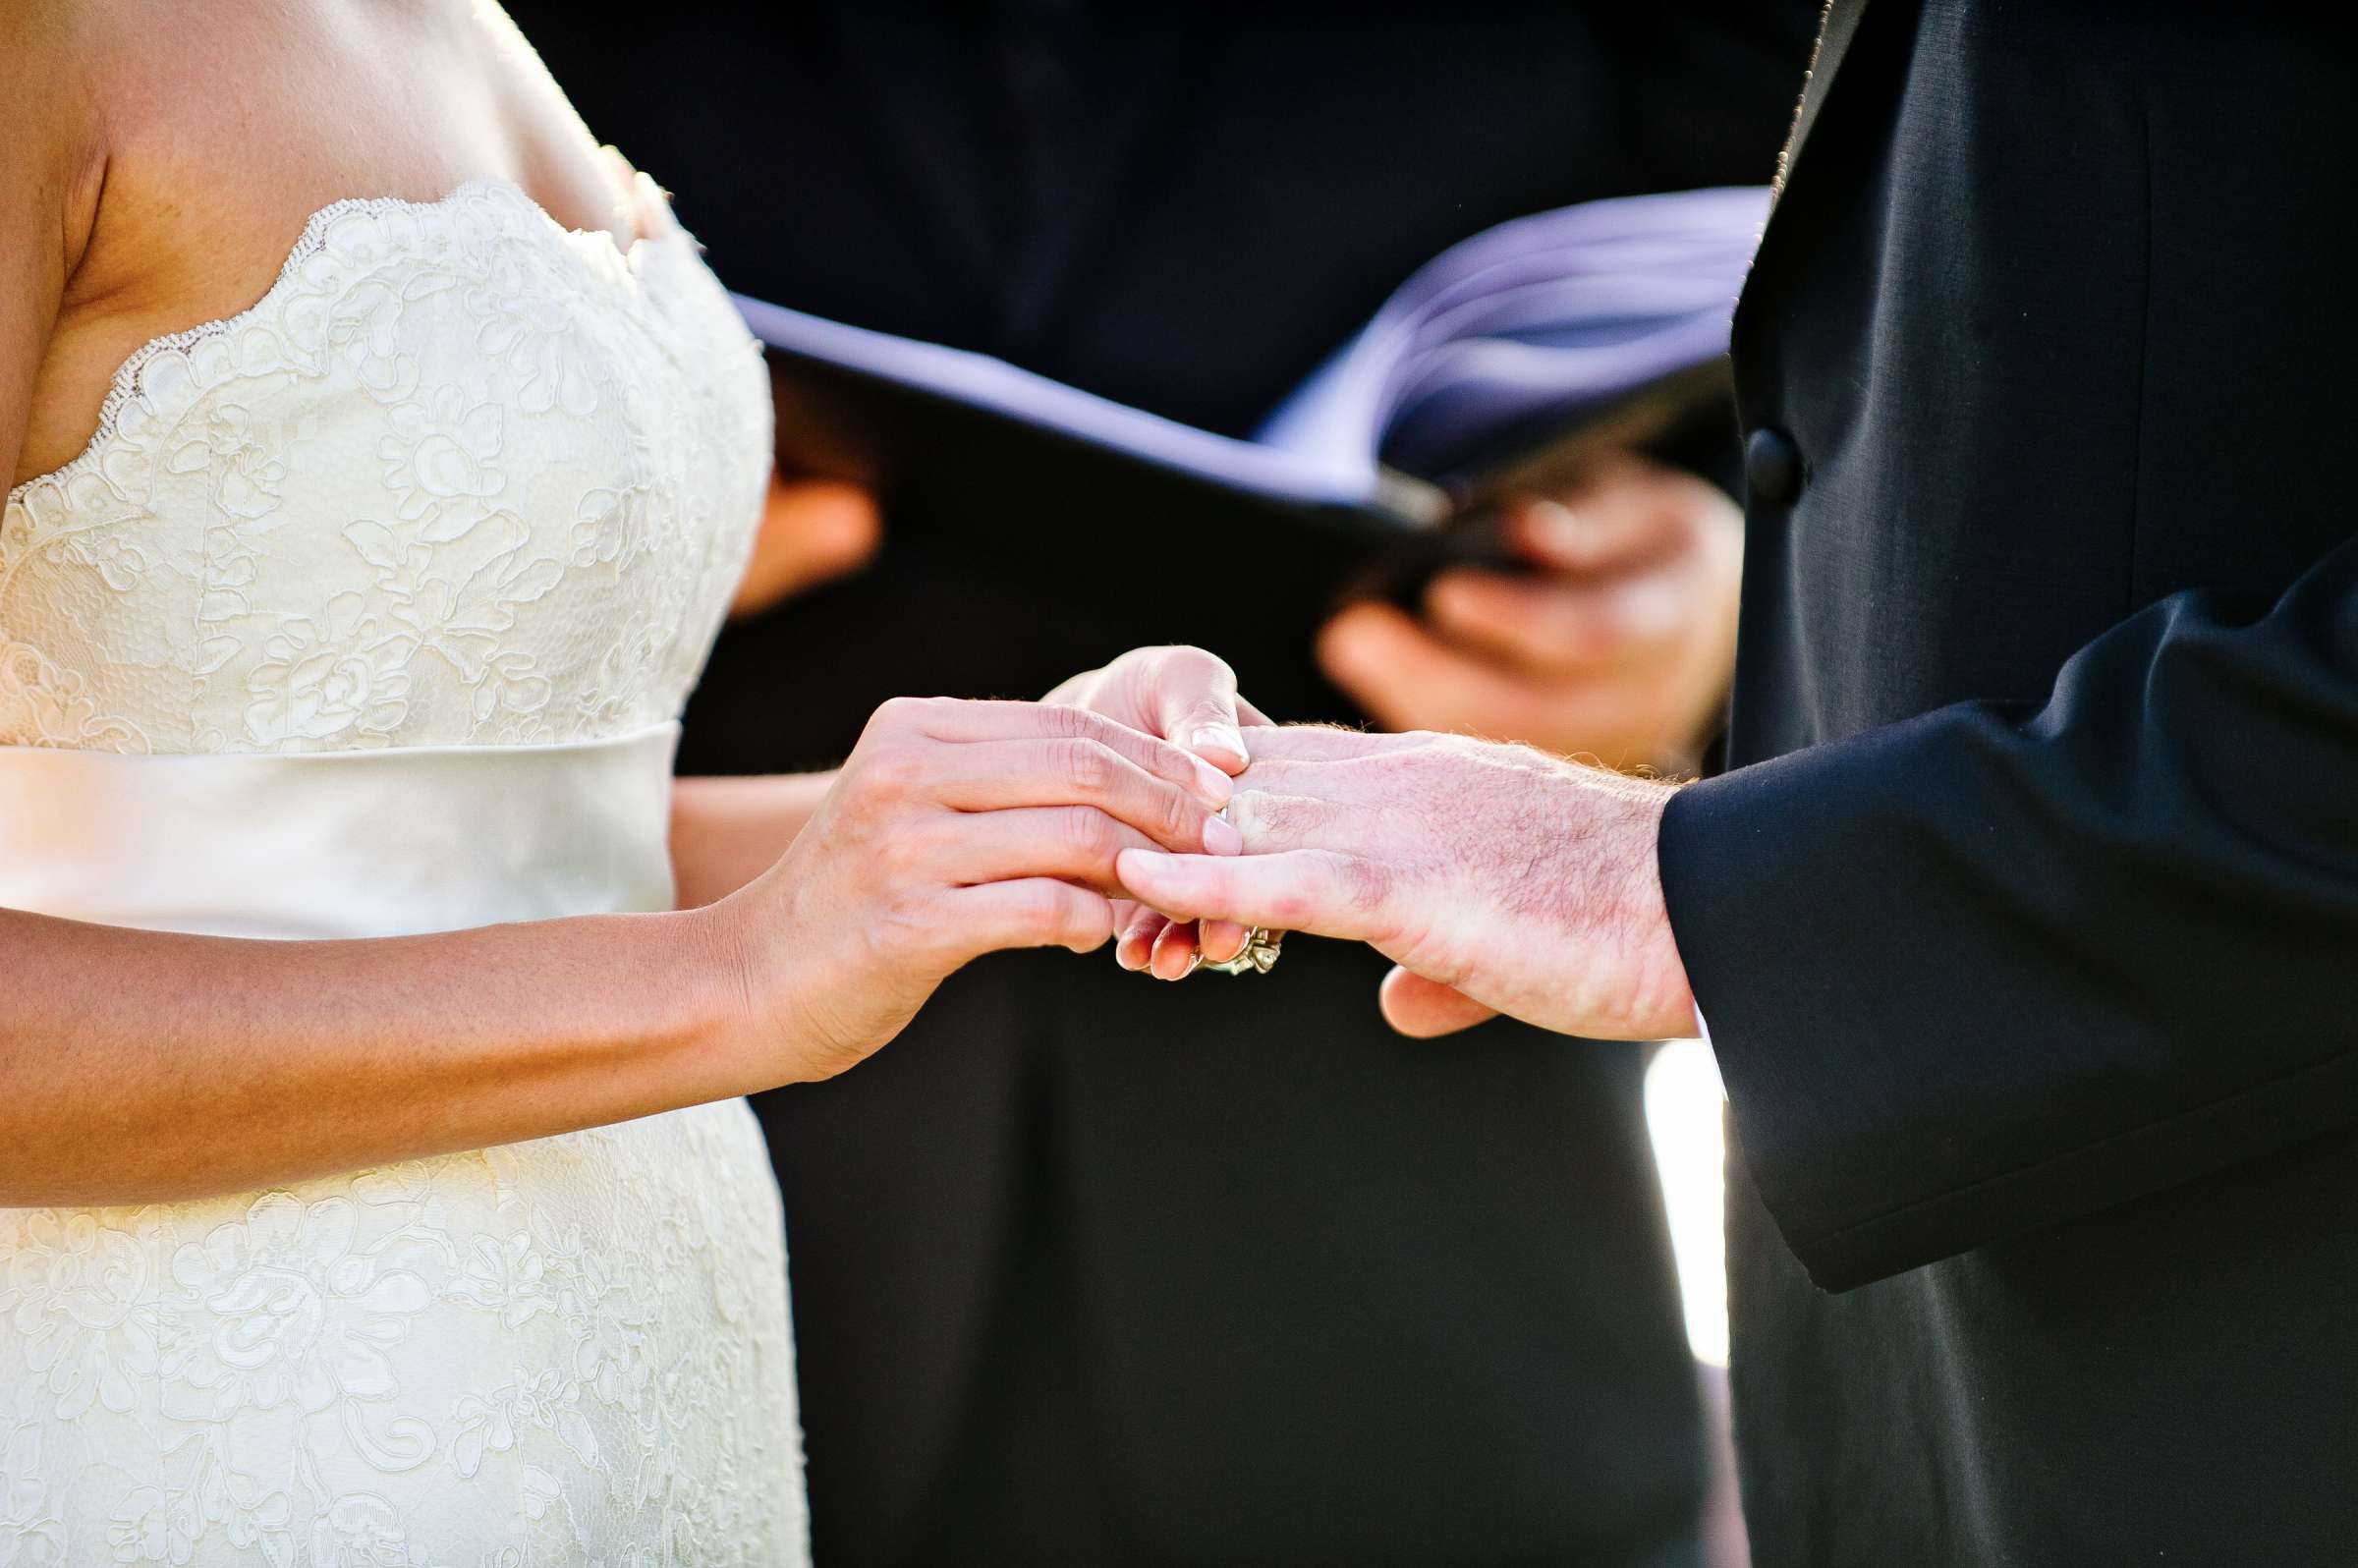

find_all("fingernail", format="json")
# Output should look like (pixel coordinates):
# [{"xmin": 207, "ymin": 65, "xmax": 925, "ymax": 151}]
[
  {"xmin": 1189, "ymin": 756, "xmax": 1235, "ymax": 805},
  {"xmin": 1192, "ymin": 725, "xmax": 1247, "ymax": 765},
  {"xmin": 1203, "ymin": 814, "xmax": 1243, "ymax": 855}
]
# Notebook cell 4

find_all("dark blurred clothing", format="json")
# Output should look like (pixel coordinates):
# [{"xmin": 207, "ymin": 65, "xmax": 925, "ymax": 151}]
[{"xmin": 516, "ymin": 4, "xmax": 1815, "ymax": 1561}]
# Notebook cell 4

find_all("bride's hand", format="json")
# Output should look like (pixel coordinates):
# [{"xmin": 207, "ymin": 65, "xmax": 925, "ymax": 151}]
[
  {"xmin": 1042, "ymin": 645, "xmax": 1277, "ymax": 979},
  {"xmin": 708, "ymin": 695, "xmax": 1242, "ymax": 1081}
]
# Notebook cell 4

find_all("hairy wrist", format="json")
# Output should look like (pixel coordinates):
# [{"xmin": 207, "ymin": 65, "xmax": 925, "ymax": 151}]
[{"xmin": 1544, "ymin": 760, "xmax": 1695, "ymax": 1038}]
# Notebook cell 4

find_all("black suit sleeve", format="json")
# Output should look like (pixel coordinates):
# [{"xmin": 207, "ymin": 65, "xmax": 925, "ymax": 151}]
[{"xmin": 1656, "ymin": 530, "xmax": 2358, "ymax": 1291}]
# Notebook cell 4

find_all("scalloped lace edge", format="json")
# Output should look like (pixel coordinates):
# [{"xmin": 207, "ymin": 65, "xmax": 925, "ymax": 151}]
[{"xmin": 6, "ymin": 177, "xmax": 663, "ymax": 512}]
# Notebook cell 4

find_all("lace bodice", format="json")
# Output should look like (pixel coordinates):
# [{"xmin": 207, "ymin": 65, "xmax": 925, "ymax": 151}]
[{"xmin": 0, "ymin": 176, "xmax": 769, "ymax": 755}]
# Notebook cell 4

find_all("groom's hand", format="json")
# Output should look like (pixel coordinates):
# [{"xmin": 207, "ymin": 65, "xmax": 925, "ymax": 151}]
[
  {"xmin": 1042, "ymin": 645, "xmax": 1272, "ymax": 978},
  {"xmin": 1114, "ymin": 726, "xmax": 1697, "ymax": 1040}
]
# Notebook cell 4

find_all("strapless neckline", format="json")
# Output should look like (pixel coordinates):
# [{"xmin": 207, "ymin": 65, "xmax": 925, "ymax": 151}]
[
  {"xmin": 8, "ymin": 176, "xmax": 684, "ymax": 512},
  {"xmin": 1, "ymin": 159, "xmax": 769, "ymax": 756}
]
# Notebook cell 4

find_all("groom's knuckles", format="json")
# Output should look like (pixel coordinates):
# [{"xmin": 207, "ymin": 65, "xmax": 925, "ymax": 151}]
[
  {"xmin": 1229, "ymin": 791, "xmax": 1336, "ymax": 850},
  {"xmin": 1232, "ymin": 723, "xmax": 1394, "ymax": 763},
  {"xmin": 1337, "ymin": 853, "xmax": 1399, "ymax": 921},
  {"xmin": 1286, "ymin": 853, "xmax": 1374, "ymax": 932}
]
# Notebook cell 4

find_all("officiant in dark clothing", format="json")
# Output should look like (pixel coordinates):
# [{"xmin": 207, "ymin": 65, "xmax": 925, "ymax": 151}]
[{"xmin": 513, "ymin": 4, "xmax": 1815, "ymax": 1562}]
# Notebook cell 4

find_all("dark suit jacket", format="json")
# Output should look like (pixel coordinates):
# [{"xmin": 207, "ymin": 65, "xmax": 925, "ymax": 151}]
[
  {"xmin": 516, "ymin": 4, "xmax": 1816, "ymax": 1561},
  {"xmin": 1656, "ymin": 3, "xmax": 2358, "ymax": 1561}
]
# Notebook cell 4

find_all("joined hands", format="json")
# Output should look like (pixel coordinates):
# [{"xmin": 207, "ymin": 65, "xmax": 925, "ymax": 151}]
[
  {"xmin": 727, "ymin": 442, "xmax": 1731, "ymax": 1057},
  {"xmin": 1044, "ymin": 648, "xmax": 1697, "ymax": 1043}
]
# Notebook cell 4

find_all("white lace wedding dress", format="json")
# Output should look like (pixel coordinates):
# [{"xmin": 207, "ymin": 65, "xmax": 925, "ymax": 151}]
[{"xmin": 0, "ymin": 175, "xmax": 809, "ymax": 1564}]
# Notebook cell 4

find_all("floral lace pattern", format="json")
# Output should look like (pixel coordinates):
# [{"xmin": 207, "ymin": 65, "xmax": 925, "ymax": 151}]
[
  {"xmin": 0, "ymin": 179, "xmax": 808, "ymax": 1562},
  {"xmin": 0, "ymin": 178, "xmax": 769, "ymax": 754},
  {"xmin": 1, "ymin": 1104, "xmax": 807, "ymax": 1565}
]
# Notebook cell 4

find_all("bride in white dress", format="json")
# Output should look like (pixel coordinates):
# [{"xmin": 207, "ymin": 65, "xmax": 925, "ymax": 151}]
[{"xmin": 0, "ymin": 4, "xmax": 1253, "ymax": 1561}]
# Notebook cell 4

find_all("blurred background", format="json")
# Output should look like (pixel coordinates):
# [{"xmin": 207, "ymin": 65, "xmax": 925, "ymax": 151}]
[{"xmin": 507, "ymin": 4, "xmax": 1815, "ymax": 1563}]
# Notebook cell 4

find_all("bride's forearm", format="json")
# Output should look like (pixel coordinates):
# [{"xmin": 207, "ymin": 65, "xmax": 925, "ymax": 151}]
[
  {"xmin": 670, "ymin": 771, "xmax": 837, "ymax": 908},
  {"xmin": 4, "ymin": 701, "xmax": 1237, "ymax": 1208},
  {"xmin": 0, "ymin": 901, "xmax": 758, "ymax": 1207}
]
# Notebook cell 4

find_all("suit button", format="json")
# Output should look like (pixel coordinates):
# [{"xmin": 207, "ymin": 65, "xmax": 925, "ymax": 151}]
[{"xmin": 1744, "ymin": 426, "xmax": 1803, "ymax": 505}]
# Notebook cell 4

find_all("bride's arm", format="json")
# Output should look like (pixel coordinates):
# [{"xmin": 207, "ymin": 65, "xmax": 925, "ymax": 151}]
[
  {"xmin": 0, "ymin": 902, "xmax": 749, "ymax": 1204},
  {"xmin": 0, "ymin": 691, "xmax": 1236, "ymax": 1206}
]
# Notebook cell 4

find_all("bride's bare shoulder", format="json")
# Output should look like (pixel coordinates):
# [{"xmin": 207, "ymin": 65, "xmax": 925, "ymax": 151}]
[
  {"xmin": 1, "ymin": 2, "xmax": 108, "ymax": 214},
  {"xmin": 1, "ymin": 2, "xmax": 107, "ymax": 410},
  {"xmin": 0, "ymin": 0, "xmax": 226, "ymax": 274}
]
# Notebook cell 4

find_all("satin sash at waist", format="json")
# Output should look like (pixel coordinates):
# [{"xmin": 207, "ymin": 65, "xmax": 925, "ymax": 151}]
[{"xmin": 0, "ymin": 722, "xmax": 679, "ymax": 938}]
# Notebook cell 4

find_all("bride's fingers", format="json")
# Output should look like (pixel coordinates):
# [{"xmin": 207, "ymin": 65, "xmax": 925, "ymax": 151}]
[
  {"xmin": 932, "ymin": 808, "xmax": 1196, "ymax": 893},
  {"xmin": 895, "ymin": 698, "xmax": 1233, "ymax": 807},
  {"xmin": 950, "ymin": 878, "xmax": 1117, "ymax": 958},
  {"xmin": 925, "ymin": 741, "xmax": 1243, "ymax": 856},
  {"xmin": 1114, "ymin": 847, "xmax": 1392, "ymax": 943},
  {"xmin": 1136, "ymin": 646, "xmax": 1251, "ymax": 773}
]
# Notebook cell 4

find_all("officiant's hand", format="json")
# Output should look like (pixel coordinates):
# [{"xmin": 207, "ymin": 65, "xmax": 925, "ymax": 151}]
[
  {"xmin": 1113, "ymin": 725, "xmax": 1695, "ymax": 1041},
  {"xmin": 729, "ymin": 475, "xmax": 882, "ymax": 617},
  {"xmin": 1317, "ymin": 450, "xmax": 1741, "ymax": 773},
  {"xmin": 1041, "ymin": 645, "xmax": 1274, "ymax": 978}
]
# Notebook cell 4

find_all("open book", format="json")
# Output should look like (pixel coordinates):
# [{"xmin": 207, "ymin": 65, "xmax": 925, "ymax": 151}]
[{"xmin": 735, "ymin": 185, "xmax": 1768, "ymax": 605}]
